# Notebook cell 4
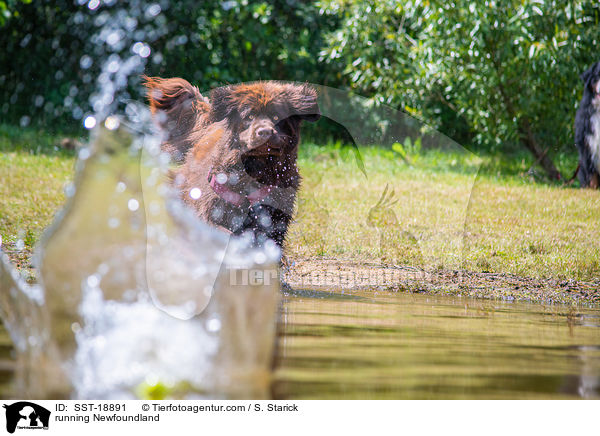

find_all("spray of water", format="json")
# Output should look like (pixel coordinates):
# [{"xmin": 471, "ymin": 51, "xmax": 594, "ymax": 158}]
[
  {"xmin": 0, "ymin": 0, "xmax": 283, "ymax": 396},
  {"xmin": 1, "ymin": 120, "xmax": 281, "ymax": 399}
]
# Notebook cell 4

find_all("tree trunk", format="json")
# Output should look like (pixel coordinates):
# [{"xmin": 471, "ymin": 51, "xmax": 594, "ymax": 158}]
[
  {"xmin": 485, "ymin": 43, "xmax": 564, "ymax": 181},
  {"xmin": 495, "ymin": 78, "xmax": 563, "ymax": 180},
  {"xmin": 518, "ymin": 117, "xmax": 563, "ymax": 181}
]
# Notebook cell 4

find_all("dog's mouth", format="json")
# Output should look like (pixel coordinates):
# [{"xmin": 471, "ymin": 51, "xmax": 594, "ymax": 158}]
[
  {"xmin": 244, "ymin": 133, "xmax": 292, "ymax": 157},
  {"xmin": 239, "ymin": 133, "xmax": 296, "ymax": 185},
  {"xmin": 243, "ymin": 142, "xmax": 282, "ymax": 157}
]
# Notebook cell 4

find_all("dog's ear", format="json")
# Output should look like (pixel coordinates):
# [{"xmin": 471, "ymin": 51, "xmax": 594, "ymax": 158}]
[
  {"xmin": 285, "ymin": 84, "xmax": 321, "ymax": 122},
  {"xmin": 143, "ymin": 76, "xmax": 209, "ymax": 162},
  {"xmin": 143, "ymin": 76, "xmax": 204, "ymax": 115},
  {"xmin": 210, "ymin": 86, "xmax": 236, "ymax": 122}
]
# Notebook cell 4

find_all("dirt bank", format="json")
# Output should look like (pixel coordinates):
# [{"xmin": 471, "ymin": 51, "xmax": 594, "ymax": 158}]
[
  {"xmin": 6, "ymin": 250, "xmax": 600, "ymax": 306},
  {"xmin": 284, "ymin": 257, "xmax": 600, "ymax": 306}
]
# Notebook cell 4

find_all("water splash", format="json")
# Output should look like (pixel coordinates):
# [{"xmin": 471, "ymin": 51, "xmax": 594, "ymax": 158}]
[{"xmin": 0, "ymin": 121, "xmax": 281, "ymax": 399}]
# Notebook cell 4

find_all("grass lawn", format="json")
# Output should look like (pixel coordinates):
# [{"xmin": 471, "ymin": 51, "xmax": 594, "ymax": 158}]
[
  {"xmin": 289, "ymin": 142, "xmax": 600, "ymax": 283},
  {"xmin": 1, "ymin": 124, "xmax": 599, "ymax": 288},
  {"xmin": 0, "ymin": 125, "xmax": 77, "ymax": 273}
]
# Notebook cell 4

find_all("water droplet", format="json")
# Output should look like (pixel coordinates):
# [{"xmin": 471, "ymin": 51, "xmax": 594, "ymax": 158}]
[
  {"xmin": 228, "ymin": 173, "xmax": 240, "ymax": 184},
  {"xmin": 19, "ymin": 116, "xmax": 30, "ymax": 127},
  {"xmin": 104, "ymin": 116, "xmax": 120, "ymax": 130},
  {"xmin": 216, "ymin": 173, "xmax": 228, "ymax": 184},
  {"xmin": 132, "ymin": 41, "xmax": 152, "ymax": 58},
  {"xmin": 15, "ymin": 240, "xmax": 24, "ymax": 251},
  {"xmin": 84, "ymin": 115, "xmax": 97, "ymax": 129},
  {"xmin": 152, "ymin": 53, "xmax": 163, "ymax": 65},
  {"xmin": 146, "ymin": 4, "xmax": 161, "ymax": 17},
  {"xmin": 254, "ymin": 252, "xmax": 267, "ymax": 264},
  {"xmin": 222, "ymin": 0, "xmax": 237, "ymax": 11},
  {"xmin": 87, "ymin": 0, "xmax": 100, "ymax": 10},
  {"xmin": 174, "ymin": 173, "xmax": 185, "ymax": 187},
  {"xmin": 206, "ymin": 318, "xmax": 221, "ymax": 332},
  {"xmin": 78, "ymin": 148, "xmax": 91, "ymax": 160},
  {"xmin": 116, "ymin": 182, "xmax": 126, "ymax": 193},
  {"xmin": 189, "ymin": 188, "xmax": 202, "ymax": 200},
  {"xmin": 64, "ymin": 182, "xmax": 76, "ymax": 197},
  {"xmin": 80, "ymin": 55, "xmax": 93, "ymax": 69},
  {"xmin": 106, "ymin": 58, "xmax": 120, "ymax": 73},
  {"xmin": 128, "ymin": 198, "xmax": 140, "ymax": 211},
  {"xmin": 86, "ymin": 274, "xmax": 100, "ymax": 288},
  {"xmin": 106, "ymin": 32, "xmax": 121, "ymax": 47},
  {"xmin": 183, "ymin": 301, "xmax": 197, "ymax": 313},
  {"xmin": 212, "ymin": 207, "xmax": 224, "ymax": 220},
  {"xmin": 259, "ymin": 214, "xmax": 272, "ymax": 228},
  {"xmin": 139, "ymin": 45, "xmax": 151, "ymax": 58},
  {"xmin": 108, "ymin": 217, "xmax": 120, "ymax": 228},
  {"xmin": 132, "ymin": 41, "xmax": 144, "ymax": 54}
]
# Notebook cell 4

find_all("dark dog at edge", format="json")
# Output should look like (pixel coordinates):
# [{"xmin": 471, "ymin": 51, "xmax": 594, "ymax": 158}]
[
  {"xmin": 144, "ymin": 76, "xmax": 320, "ymax": 246},
  {"xmin": 575, "ymin": 61, "xmax": 600, "ymax": 188}
]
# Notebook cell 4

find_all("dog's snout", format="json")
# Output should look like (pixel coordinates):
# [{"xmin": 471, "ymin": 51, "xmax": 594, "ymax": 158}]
[{"xmin": 256, "ymin": 127, "xmax": 275, "ymax": 139}]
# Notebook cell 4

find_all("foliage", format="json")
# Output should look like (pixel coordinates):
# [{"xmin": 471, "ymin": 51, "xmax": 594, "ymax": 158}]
[
  {"xmin": 318, "ymin": 0, "xmax": 600, "ymax": 178},
  {"xmin": 0, "ymin": 0, "xmax": 341, "ymax": 130},
  {"xmin": 0, "ymin": 0, "xmax": 30, "ymax": 26},
  {"xmin": 1, "ymin": 0, "xmax": 600, "ymax": 178}
]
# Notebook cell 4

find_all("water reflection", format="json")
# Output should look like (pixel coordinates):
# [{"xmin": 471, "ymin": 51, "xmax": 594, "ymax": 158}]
[
  {"xmin": 273, "ymin": 290, "xmax": 600, "ymax": 399},
  {"xmin": 0, "ymin": 288, "xmax": 598, "ymax": 399}
]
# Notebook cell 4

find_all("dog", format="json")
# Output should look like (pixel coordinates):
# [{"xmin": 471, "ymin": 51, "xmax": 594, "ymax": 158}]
[
  {"xmin": 575, "ymin": 61, "xmax": 600, "ymax": 188},
  {"xmin": 144, "ymin": 77, "xmax": 320, "ymax": 247}
]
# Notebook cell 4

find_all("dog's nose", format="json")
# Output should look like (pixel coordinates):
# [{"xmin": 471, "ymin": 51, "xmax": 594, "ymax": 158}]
[{"xmin": 256, "ymin": 127, "xmax": 274, "ymax": 139}]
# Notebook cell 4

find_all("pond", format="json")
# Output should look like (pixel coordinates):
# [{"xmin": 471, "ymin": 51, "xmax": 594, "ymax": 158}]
[
  {"xmin": 272, "ymin": 289, "xmax": 600, "ymax": 399},
  {"xmin": 3, "ymin": 287, "xmax": 597, "ymax": 399}
]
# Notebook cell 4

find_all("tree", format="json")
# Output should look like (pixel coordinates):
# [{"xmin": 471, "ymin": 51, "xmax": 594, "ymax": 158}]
[
  {"xmin": 0, "ymin": 0, "xmax": 30, "ymax": 26},
  {"xmin": 0, "ymin": 0, "xmax": 341, "ymax": 128},
  {"xmin": 319, "ymin": 0, "xmax": 600, "ymax": 179}
]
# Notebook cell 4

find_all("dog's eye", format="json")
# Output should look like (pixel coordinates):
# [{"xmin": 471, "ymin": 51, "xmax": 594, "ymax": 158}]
[
  {"xmin": 246, "ymin": 114, "xmax": 254, "ymax": 121},
  {"xmin": 273, "ymin": 115, "xmax": 279, "ymax": 121}
]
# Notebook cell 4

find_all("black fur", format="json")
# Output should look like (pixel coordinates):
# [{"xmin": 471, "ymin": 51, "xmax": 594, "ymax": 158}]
[{"xmin": 575, "ymin": 61, "xmax": 600, "ymax": 188}]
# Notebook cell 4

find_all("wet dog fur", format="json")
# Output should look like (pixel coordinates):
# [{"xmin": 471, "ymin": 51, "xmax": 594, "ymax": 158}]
[{"xmin": 144, "ymin": 76, "xmax": 320, "ymax": 246}]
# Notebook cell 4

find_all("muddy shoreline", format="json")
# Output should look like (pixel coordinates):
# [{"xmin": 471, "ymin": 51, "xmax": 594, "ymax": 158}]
[
  {"xmin": 6, "ymin": 250, "xmax": 600, "ymax": 306},
  {"xmin": 284, "ymin": 257, "xmax": 600, "ymax": 307}
]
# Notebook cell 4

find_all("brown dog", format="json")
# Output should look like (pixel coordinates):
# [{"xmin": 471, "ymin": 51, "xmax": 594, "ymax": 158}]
[{"xmin": 144, "ymin": 77, "xmax": 320, "ymax": 247}]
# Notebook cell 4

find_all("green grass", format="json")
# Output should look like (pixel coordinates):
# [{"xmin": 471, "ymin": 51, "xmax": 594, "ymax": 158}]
[
  {"xmin": 1, "ymin": 124, "xmax": 599, "ymax": 283},
  {"xmin": 290, "ymin": 142, "xmax": 600, "ymax": 282},
  {"xmin": 0, "ymin": 124, "xmax": 79, "ymax": 271}
]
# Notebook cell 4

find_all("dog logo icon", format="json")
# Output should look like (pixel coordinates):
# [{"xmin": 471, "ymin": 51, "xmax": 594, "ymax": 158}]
[{"xmin": 2, "ymin": 402, "xmax": 50, "ymax": 433}]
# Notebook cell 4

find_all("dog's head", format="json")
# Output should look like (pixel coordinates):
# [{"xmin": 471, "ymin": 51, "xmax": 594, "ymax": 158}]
[
  {"xmin": 210, "ymin": 82, "xmax": 320, "ymax": 157},
  {"xmin": 581, "ymin": 62, "xmax": 600, "ymax": 103}
]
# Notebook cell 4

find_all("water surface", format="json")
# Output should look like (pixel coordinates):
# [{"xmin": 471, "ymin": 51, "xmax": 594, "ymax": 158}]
[
  {"xmin": 1, "ymin": 290, "xmax": 599, "ymax": 399},
  {"xmin": 273, "ymin": 289, "xmax": 600, "ymax": 399}
]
